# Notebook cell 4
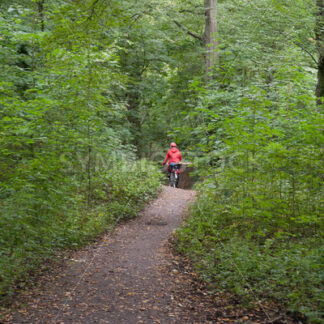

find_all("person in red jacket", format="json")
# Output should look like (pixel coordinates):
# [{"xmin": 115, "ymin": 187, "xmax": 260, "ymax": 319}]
[
  {"xmin": 163, "ymin": 142, "xmax": 182, "ymax": 186},
  {"xmin": 163, "ymin": 142, "xmax": 182, "ymax": 166}
]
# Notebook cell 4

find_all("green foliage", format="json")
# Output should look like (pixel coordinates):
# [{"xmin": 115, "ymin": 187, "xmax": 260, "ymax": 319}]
[
  {"xmin": 175, "ymin": 0, "xmax": 323, "ymax": 322},
  {"xmin": 0, "ymin": 0, "xmax": 163, "ymax": 303},
  {"xmin": 1, "ymin": 0, "xmax": 323, "ymax": 322},
  {"xmin": 178, "ymin": 211, "xmax": 323, "ymax": 319},
  {"xmin": 177, "ymin": 194, "xmax": 323, "ymax": 320}
]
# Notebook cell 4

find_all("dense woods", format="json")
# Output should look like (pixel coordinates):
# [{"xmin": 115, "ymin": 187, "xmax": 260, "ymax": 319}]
[
  {"xmin": 0, "ymin": 0, "xmax": 323, "ymax": 322},
  {"xmin": 0, "ymin": 0, "xmax": 164, "ymax": 301}
]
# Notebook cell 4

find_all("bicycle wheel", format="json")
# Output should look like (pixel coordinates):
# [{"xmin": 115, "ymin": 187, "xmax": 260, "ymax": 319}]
[
  {"xmin": 170, "ymin": 172, "xmax": 176, "ymax": 187},
  {"xmin": 175, "ymin": 173, "xmax": 179, "ymax": 188}
]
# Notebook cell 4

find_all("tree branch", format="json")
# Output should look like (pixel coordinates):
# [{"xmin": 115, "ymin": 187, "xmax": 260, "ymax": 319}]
[
  {"xmin": 295, "ymin": 42, "xmax": 318, "ymax": 66},
  {"xmin": 173, "ymin": 20, "xmax": 203, "ymax": 43},
  {"xmin": 178, "ymin": 8, "xmax": 204, "ymax": 15}
]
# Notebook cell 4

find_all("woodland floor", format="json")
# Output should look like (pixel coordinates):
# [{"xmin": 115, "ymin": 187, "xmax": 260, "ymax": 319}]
[{"xmin": 2, "ymin": 186, "xmax": 301, "ymax": 324}]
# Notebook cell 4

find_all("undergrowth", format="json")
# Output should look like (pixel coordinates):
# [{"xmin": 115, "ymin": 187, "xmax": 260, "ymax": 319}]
[{"xmin": 176, "ymin": 182, "xmax": 323, "ymax": 323}]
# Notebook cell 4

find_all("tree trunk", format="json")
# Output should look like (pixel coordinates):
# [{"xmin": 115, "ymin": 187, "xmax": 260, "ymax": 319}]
[
  {"xmin": 315, "ymin": 0, "xmax": 324, "ymax": 105},
  {"xmin": 204, "ymin": 0, "xmax": 218, "ymax": 81},
  {"xmin": 37, "ymin": 0, "xmax": 45, "ymax": 32},
  {"xmin": 126, "ymin": 80, "xmax": 142, "ymax": 154}
]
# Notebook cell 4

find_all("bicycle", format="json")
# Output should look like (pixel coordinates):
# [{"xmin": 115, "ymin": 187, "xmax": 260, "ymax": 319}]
[{"xmin": 169, "ymin": 162, "xmax": 181, "ymax": 188}]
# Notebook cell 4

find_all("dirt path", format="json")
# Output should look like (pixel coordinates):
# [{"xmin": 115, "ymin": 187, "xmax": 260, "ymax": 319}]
[
  {"xmin": 4, "ymin": 186, "xmax": 299, "ymax": 324},
  {"xmin": 9, "ymin": 186, "xmax": 205, "ymax": 324}
]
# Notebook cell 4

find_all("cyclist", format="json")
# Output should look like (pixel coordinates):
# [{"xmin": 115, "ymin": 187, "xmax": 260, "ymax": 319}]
[{"xmin": 162, "ymin": 142, "xmax": 182, "ymax": 186}]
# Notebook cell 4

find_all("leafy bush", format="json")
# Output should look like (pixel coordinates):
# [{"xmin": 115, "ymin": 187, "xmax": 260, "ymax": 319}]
[
  {"xmin": 177, "ymin": 196, "xmax": 323, "ymax": 308},
  {"xmin": 0, "ymin": 1, "xmax": 167, "ymax": 304},
  {"xmin": 174, "ymin": 1, "xmax": 323, "ymax": 320},
  {"xmin": 176, "ymin": 97, "xmax": 323, "ymax": 322}
]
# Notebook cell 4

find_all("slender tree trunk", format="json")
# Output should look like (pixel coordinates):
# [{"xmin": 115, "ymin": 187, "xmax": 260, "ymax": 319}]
[
  {"xmin": 204, "ymin": 0, "xmax": 218, "ymax": 81},
  {"xmin": 37, "ymin": 0, "xmax": 45, "ymax": 32},
  {"xmin": 86, "ymin": 35, "xmax": 93, "ymax": 208},
  {"xmin": 315, "ymin": 0, "xmax": 324, "ymax": 105},
  {"xmin": 126, "ymin": 77, "xmax": 142, "ymax": 154}
]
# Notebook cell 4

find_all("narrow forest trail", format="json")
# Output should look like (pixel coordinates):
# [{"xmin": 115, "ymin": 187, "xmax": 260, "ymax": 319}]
[{"xmin": 7, "ymin": 186, "xmax": 220, "ymax": 324}]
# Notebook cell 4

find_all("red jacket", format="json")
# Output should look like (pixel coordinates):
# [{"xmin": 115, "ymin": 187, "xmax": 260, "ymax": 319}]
[{"xmin": 163, "ymin": 147, "xmax": 182, "ymax": 165}]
